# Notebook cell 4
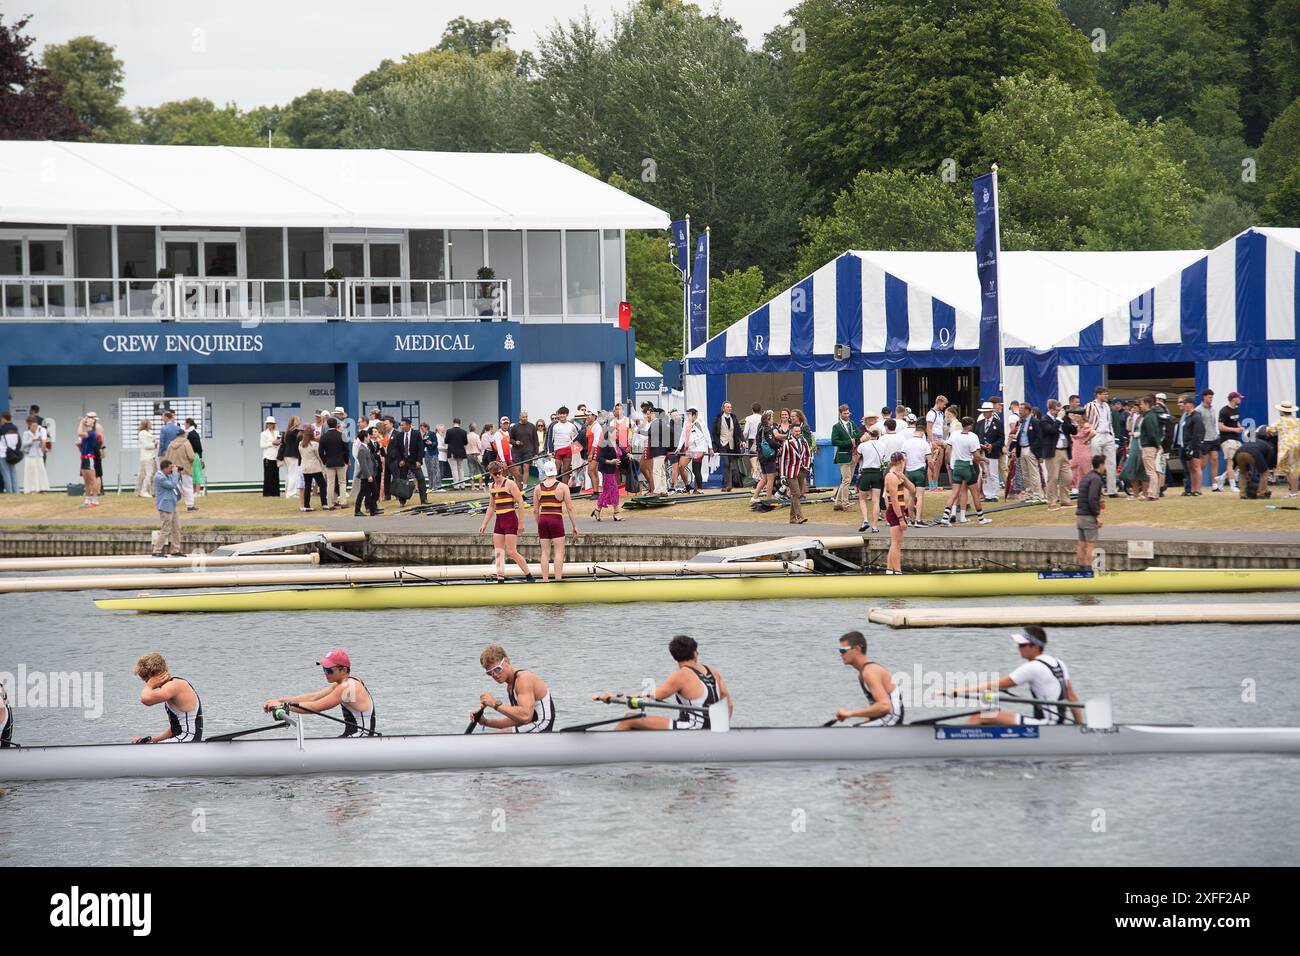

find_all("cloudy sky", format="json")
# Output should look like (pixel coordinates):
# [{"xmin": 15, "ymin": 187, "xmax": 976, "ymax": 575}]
[{"xmin": 20, "ymin": 0, "xmax": 794, "ymax": 108}]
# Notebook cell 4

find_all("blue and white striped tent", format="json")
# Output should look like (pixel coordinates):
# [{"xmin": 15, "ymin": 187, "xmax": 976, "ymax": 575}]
[
  {"xmin": 684, "ymin": 244, "xmax": 1217, "ymax": 478},
  {"xmin": 1017, "ymin": 228, "xmax": 1300, "ymax": 433}
]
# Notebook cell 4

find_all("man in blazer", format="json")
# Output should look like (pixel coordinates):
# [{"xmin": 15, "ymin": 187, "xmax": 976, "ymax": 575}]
[
  {"xmin": 319, "ymin": 417, "xmax": 350, "ymax": 509},
  {"xmin": 710, "ymin": 401, "xmax": 744, "ymax": 491},
  {"xmin": 973, "ymin": 401, "xmax": 1004, "ymax": 502},
  {"xmin": 1174, "ymin": 394, "xmax": 1206, "ymax": 495},
  {"xmin": 352, "ymin": 435, "xmax": 379, "ymax": 516},
  {"xmin": 829, "ymin": 404, "xmax": 861, "ymax": 510},
  {"xmin": 390, "ymin": 417, "xmax": 428, "ymax": 504},
  {"xmin": 1011, "ymin": 404, "xmax": 1045, "ymax": 501},
  {"xmin": 1035, "ymin": 400, "xmax": 1076, "ymax": 509}
]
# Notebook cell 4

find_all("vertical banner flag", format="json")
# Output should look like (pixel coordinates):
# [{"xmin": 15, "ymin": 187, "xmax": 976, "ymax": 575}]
[
  {"xmin": 618, "ymin": 301, "xmax": 631, "ymax": 331},
  {"xmin": 688, "ymin": 230, "xmax": 709, "ymax": 352},
  {"xmin": 671, "ymin": 219, "xmax": 690, "ymax": 276},
  {"xmin": 973, "ymin": 168, "xmax": 1004, "ymax": 398}
]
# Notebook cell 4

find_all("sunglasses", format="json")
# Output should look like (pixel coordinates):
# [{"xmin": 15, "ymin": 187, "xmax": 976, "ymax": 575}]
[
  {"xmin": 322, "ymin": 665, "xmax": 342, "ymax": 675},
  {"xmin": 836, "ymin": 646, "xmax": 850, "ymax": 655},
  {"xmin": 485, "ymin": 661, "xmax": 506, "ymax": 677}
]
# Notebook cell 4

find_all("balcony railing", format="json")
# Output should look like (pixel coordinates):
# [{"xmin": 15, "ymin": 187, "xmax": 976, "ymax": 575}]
[{"xmin": 0, "ymin": 276, "xmax": 512, "ymax": 322}]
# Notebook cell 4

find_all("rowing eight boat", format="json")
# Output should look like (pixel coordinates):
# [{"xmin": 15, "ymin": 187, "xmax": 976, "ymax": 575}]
[
  {"xmin": 93, "ymin": 567, "xmax": 1300, "ymax": 613},
  {"xmin": 4, "ymin": 724, "xmax": 1298, "ymax": 781}
]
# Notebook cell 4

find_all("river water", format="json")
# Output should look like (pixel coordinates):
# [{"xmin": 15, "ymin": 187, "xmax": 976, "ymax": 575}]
[{"xmin": 2, "ymin": 586, "xmax": 1298, "ymax": 865}]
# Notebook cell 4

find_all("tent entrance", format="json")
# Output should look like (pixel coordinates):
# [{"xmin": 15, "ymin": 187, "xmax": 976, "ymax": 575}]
[
  {"xmin": 1105, "ymin": 362, "xmax": 1195, "ymax": 403},
  {"xmin": 900, "ymin": 367, "xmax": 979, "ymax": 420},
  {"xmin": 725, "ymin": 372, "xmax": 803, "ymax": 417}
]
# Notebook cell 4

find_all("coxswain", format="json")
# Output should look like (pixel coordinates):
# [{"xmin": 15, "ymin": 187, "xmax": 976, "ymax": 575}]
[
  {"xmin": 830, "ymin": 631, "xmax": 903, "ymax": 726},
  {"xmin": 595, "ymin": 635, "xmax": 732, "ymax": 730},
  {"xmin": 950, "ymin": 626, "xmax": 1083, "ymax": 726},
  {"xmin": 130, "ymin": 652, "xmax": 204, "ymax": 743},
  {"xmin": 262, "ymin": 648, "xmax": 377, "ymax": 737},
  {"xmin": 470, "ymin": 644, "xmax": 555, "ymax": 732},
  {"xmin": 478, "ymin": 460, "xmax": 534, "ymax": 583},
  {"xmin": 533, "ymin": 460, "xmax": 580, "ymax": 581}
]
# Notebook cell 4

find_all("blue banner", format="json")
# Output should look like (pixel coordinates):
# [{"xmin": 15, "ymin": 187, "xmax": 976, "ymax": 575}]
[
  {"xmin": 688, "ymin": 231, "xmax": 709, "ymax": 351},
  {"xmin": 671, "ymin": 219, "xmax": 690, "ymax": 276},
  {"xmin": 973, "ymin": 171, "xmax": 1003, "ymax": 398}
]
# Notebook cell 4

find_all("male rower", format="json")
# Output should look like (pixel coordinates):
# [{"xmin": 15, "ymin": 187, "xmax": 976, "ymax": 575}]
[
  {"xmin": 595, "ymin": 635, "xmax": 733, "ymax": 730},
  {"xmin": 262, "ymin": 648, "xmax": 376, "ymax": 737},
  {"xmin": 831, "ymin": 631, "xmax": 903, "ymax": 726},
  {"xmin": 130, "ymin": 652, "xmax": 204, "ymax": 743},
  {"xmin": 0, "ymin": 680, "xmax": 12, "ymax": 747},
  {"xmin": 950, "ymin": 626, "xmax": 1083, "ymax": 726},
  {"xmin": 469, "ymin": 644, "xmax": 554, "ymax": 732}
]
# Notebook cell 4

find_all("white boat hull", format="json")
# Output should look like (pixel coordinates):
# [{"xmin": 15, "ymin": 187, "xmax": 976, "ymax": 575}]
[{"xmin": 4, "ymin": 725, "xmax": 1299, "ymax": 782}]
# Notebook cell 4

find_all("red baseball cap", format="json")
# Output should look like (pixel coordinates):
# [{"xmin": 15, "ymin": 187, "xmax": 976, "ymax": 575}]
[
  {"xmin": 316, "ymin": 649, "xmax": 350, "ymax": 669},
  {"xmin": 1228, "ymin": 391, "xmax": 1244, "ymax": 400}
]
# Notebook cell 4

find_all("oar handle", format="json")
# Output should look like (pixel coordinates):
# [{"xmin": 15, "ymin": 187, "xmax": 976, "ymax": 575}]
[
  {"xmin": 952, "ymin": 692, "xmax": 1084, "ymax": 708},
  {"xmin": 282, "ymin": 702, "xmax": 381, "ymax": 736},
  {"xmin": 593, "ymin": 694, "xmax": 705, "ymax": 714},
  {"xmin": 465, "ymin": 706, "xmax": 487, "ymax": 735}
]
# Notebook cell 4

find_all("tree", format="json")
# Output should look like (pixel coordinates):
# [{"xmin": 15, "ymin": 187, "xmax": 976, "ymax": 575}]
[
  {"xmin": 280, "ymin": 90, "xmax": 358, "ymax": 149},
  {"xmin": 784, "ymin": 0, "xmax": 1096, "ymax": 202},
  {"xmin": 1257, "ymin": 96, "xmax": 1300, "ymax": 197},
  {"xmin": 437, "ymin": 17, "xmax": 513, "ymax": 57},
  {"xmin": 977, "ymin": 75, "xmax": 1201, "ymax": 250},
  {"xmin": 0, "ymin": 14, "xmax": 85, "ymax": 140},
  {"xmin": 135, "ymin": 98, "xmax": 286, "ymax": 146},
  {"xmin": 709, "ymin": 267, "xmax": 767, "ymax": 337},
  {"xmin": 625, "ymin": 229, "xmax": 687, "ymax": 369},
  {"xmin": 534, "ymin": 1, "xmax": 808, "ymax": 279},
  {"xmin": 40, "ymin": 36, "xmax": 134, "ymax": 141},
  {"xmin": 1097, "ymin": 1, "xmax": 1246, "ymax": 131},
  {"xmin": 792, "ymin": 170, "xmax": 976, "ymax": 280},
  {"xmin": 1261, "ymin": 165, "xmax": 1300, "ymax": 224},
  {"xmin": 349, "ymin": 54, "xmax": 534, "ymax": 152},
  {"xmin": 1194, "ymin": 191, "xmax": 1259, "ymax": 246}
]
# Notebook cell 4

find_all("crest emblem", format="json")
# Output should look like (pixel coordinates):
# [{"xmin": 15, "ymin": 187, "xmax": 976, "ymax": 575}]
[{"xmin": 504, "ymin": 334, "xmax": 515, "ymax": 351}]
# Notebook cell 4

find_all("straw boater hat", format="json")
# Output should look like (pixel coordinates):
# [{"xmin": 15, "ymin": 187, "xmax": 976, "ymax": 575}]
[
  {"xmin": 979, "ymin": 401, "xmax": 995, "ymax": 412},
  {"xmin": 1277, "ymin": 401, "xmax": 1298, "ymax": 415}
]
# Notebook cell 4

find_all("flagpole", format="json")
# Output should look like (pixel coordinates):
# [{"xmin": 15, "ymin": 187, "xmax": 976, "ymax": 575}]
[
  {"xmin": 682, "ymin": 214, "xmax": 691, "ymax": 362},
  {"xmin": 991, "ymin": 164, "xmax": 1005, "ymax": 396},
  {"xmin": 704, "ymin": 226, "xmax": 710, "ymax": 344}
]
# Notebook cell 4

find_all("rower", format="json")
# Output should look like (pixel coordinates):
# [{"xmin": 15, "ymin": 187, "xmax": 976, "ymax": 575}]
[
  {"xmin": 130, "ymin": 652, "xmax": 204, "ymax": 743},
  {"xmin": 595, "ymin": 635, "xmax": 732, "ymax": 730},
  {"xmin": 831, "ymin": 631, "xmax": 903, "ymax": 726},
  {"xmin": 951, "ymin": 626, "xmax": 1083, "ymax": 726},
  {"xmin": 263, "ymin": 648, "xmax": 376, "ymax": 737},
  {"xmin": 0, "ymin": 681, "xmax": 12, "ymax": 748},
  {"xmin": 470, "ymin": 643, "xmax": 554, "ymax": 732}
]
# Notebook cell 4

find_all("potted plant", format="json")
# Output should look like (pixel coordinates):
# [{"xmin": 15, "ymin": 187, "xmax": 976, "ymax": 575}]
[
  {"xmin": 324, "ymin": 266, "xmax": 344, "ymax": 298},
  {"xmin": 476, "ymin": 266, "xmax": 498, "ymax": 318}
]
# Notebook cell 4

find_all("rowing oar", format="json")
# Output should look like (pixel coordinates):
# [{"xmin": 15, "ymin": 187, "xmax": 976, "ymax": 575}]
[
  {"xmin": 950, "ymin": 692, "xmax": 1085, "ymax": 708},
  {"xmin": 559, "ymin": 713, "xmax": 647, "ymax": 733},
  {"xmin": 465, "ymin": 706, "xmax": 487, "ymax": 735},
  {"xmin": 592, "ymin": 694, "xmax": 706, "ymax": 715},
  {"xmin": 905, "ymin": 709, "xmax": 986, "ymax": 726},
  {"xmin": 281, "ymin": 702, "xmax": 382, "ymax": 736},
  {"xmin": 207, "ymin": 716, "xmax": 291, "ymax": 742}
]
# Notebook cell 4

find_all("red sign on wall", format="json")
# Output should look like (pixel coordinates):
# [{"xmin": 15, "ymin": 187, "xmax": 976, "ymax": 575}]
[{"xmin": 618, "ymin": 301, "xmax": 631, "ymax": 331}]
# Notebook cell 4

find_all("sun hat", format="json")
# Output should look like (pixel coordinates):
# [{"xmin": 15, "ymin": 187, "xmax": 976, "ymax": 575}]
[{"xmin": 1277, "ymin": 400, "xmax": 1297, "ymax": 414}]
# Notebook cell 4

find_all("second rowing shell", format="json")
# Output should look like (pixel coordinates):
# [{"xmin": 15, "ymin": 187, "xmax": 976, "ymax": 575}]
[{"xmin": 93, "ymin": 567, "xmax": 1300, "ymax": 613}]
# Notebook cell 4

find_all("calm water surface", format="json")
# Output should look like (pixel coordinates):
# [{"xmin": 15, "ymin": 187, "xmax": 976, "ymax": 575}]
[{"xmin": 2, "ymin": 584, "xmax": 1298, "ymax": 865}]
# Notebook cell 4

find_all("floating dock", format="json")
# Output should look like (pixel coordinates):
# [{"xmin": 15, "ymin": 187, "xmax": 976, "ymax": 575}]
[{"xmin": 868, "ymin": 602, "xmax": 1300, "ymax": 628}]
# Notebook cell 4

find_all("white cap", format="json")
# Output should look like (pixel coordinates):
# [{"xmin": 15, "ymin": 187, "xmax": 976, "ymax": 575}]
[
  {"xmin": 1155, "ymin": 393, "xmax": 1167, "ymax": 400},
  {"xmin": 265, "ymin": 416, "xmax": 277, "ymax": 424},
  {"xmin": 541, "ymin": 461, "xmax": 557, "ymax": 478}
]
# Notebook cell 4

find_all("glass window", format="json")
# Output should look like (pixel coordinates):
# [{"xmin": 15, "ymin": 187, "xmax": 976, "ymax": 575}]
[
  {"xmin": 410, "ymin": 229, "xmax": 445, "ymax": 279},
  {"xmin": 287, "ymin": 228, "xmax": 324, "ymax": 279},
  {"xmin": 527, "ymin": 231, "xmax": 561, "ymax": 316},
  {"xmin": 331, "ymin": 242, "xmax": 363, "ymax": 277},
  {"xmin": 75, "ymin": 226, "xmax": 113, "ymax": 310},
  {"xmin": 449, "ymin": 230, "xmax": 484, "ymax": 278},
  {"xmin": 566, "ymin": 229, "xmax": 600, "ymax": 315},
  {"xmin": 488, "ymin": 230, "xmax": 523, "ymax": 316},
  {"xmin": 27, "ymin": 239, "xmax": 64, "ymax": 276},
  {"xmin": 117, "ymin": 226, "xmax": 157, "ymax": 279},
  {"xmin": 369, "ymin": 242, "xmax": 401, "ymax": 278},
  {"xmin": 603, "ymin": 229, "xmax": 622, "ymax": 319},
  {"xmin": 1, "ymin": 239, "xmax": 20, "ymax": 275},
  {"xmin": 246, "ymin": 228, "xmax": 284, "ymax": 278}
]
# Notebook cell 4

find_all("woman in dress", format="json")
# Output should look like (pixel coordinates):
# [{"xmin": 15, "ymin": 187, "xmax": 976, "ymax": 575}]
[
  {"xmin": 477, "ymin": 460, "xmax": 533, "ymax": 583},
  {"xmin": 592, "ymin": 430, "xmax": 625, "ymax": 520},
  {"xmin": 751, "ymin": 410, "xmax": 779, "ymax": 503},
  {"xmin": 1273, "ymin": 401, "xmax": 1300, "ymax": 496},
  {"xmin": 136, "ymin": 418, "xmax": 158, "ymax": 498},
  {"xmin": 1069, "ymin": 409, "xmax": 1095, "ymax": 488},
  {"xmin": 20, "ymin": 416, "xmax": 50, "ymax": 493}
]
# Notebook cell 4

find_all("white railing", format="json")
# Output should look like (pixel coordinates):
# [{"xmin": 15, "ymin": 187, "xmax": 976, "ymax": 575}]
[{"xmin": 0, "ymin": 276, "xmax": 512, "ymax": 322}]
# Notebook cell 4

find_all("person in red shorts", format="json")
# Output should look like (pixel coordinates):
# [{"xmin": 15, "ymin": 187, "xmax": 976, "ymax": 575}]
[
  {"xmin": 478, "ymin": 461, "xmax": 534, "ymax": 583},
  {"xmin": 532, "ymin": 460, "xmax": 581, "ymax": 581}
]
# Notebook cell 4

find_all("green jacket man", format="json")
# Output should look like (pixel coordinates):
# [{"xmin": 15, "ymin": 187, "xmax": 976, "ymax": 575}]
[{"xmin": 830, "ymin": 405, "xmax": 861, "ymax": 510}]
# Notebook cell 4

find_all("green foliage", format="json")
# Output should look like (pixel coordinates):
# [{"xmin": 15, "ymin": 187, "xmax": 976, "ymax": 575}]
[
  {"xmin": 792, "ymin": 170, "xmax": 975, "ymax": 280},
  {"xmin": 625, "ymin": 229, "xmax": 686, "ymax": 369},
  {"xmin": 709, "ymin": 266, "xmax": 767, "ymax": 337},
  {"xmin": 0, "ymin": 13, "xmax": 85, "ymax": 140},
  {"xmin": 1194, "ymin": 191, "xmax": 1259, "ymax": 246},
  {"xmin": 1260, "ymin": 166, "xmax": 1300, "ymax": 225},
  {"xmin": 279, "ymin": 90, "xmax": 359, "ymax": 149},
  {"xmin": 349, "ymin": 55, "xmax": 534, "ymax": 152},
  {"xmin": 977, "ymin": 75, "xmax": 1201, "ymax": 249},
  {"xmin": 40, "ymin": 36, "xmax": 134, "ymax": 141},
  {"xmin": 1098, "ymin": 0, "xmax": 1246, "ymax": 130},
  {"xmin": 135, "ymin": 98, "xmax": 288, "ymax": 146},
  {"xmin": 437, "ymin": 17, "xmax": 514, "ymax": 57},
  {"xmin": 785, "ymin": 0, "xmax": 1096, "ymax": 202},
  {"xmin": 1257, "ymin": 96, "xmax": 1300, "ymax": 195}
]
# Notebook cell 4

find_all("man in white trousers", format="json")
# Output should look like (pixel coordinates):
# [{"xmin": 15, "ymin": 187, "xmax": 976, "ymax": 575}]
[{"xmin": 1085, "ymin": 385, "xmax": 1117, "ymax": 496}]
